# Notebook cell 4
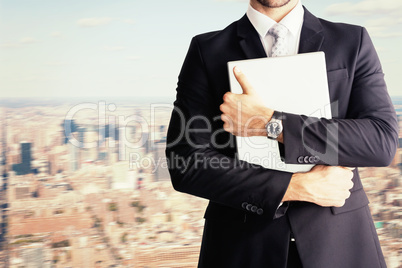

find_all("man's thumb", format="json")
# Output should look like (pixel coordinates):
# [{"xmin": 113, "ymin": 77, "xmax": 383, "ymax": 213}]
[{"xmin": 233, "ymin": 66, "xmax": 255, "ymax": 95}]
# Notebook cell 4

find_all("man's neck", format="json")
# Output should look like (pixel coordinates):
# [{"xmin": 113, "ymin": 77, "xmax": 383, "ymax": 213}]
[{"xmin": 250, "ymin": 0, "xmax": 299, "ymax": 22}]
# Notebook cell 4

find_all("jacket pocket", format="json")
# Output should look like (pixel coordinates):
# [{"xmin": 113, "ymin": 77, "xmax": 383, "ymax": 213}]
[
  {"xmin": 331, "ymin": 188, "xmax": 369, "ymax": 215},
  {"xmin": 327, "ymin": 68, "xmax": 349, "ymax": 82}
]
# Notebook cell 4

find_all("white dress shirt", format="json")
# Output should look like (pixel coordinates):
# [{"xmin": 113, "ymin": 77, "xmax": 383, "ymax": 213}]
[{"xmin": 246, "ymin": 0, "xmax": 304, "ymax": 57}]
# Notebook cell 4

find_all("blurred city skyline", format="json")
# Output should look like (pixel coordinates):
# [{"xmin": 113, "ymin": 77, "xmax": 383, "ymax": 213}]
[
  {"xmin": 0, "ymin": 100, "xmax": 401, "ymax": 267},
  {"xmin": 0, "ymin": 0, "xmax": 401, "ymax": 98}
]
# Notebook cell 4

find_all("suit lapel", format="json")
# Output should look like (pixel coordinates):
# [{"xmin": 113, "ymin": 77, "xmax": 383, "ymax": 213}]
[
  {"xmin": 237, "ymin": 8, "xmax": 324, "ymax": 57},
  {"xmin": 237, "ymin": 15, "xmax": 267, "ymax": 59},
  {"xmin": 298, "ymin": 7, "xmax": 324, "ymax": 54}
]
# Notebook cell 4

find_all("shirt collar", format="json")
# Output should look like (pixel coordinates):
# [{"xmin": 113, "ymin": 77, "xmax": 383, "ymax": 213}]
[{"xmin": 246, "ymin": 0, "xmax": 304, "ymax": 38}]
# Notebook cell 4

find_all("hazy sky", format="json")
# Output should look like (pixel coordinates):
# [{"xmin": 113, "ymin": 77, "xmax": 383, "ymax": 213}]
[{"xmin": 0, "ymin": 0, "xmax": 401, "ymax": 99}]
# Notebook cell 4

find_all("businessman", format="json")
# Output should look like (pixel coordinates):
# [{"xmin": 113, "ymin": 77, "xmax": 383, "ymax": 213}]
[{"xmin": 166, "ymin": 0, "xmax": 399, "ymax": 267}]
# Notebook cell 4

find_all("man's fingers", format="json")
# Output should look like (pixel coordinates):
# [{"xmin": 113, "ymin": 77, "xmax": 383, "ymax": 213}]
[
  {"xmin": 233, "ymin": 66, "xmax": 255, "ymax": 95},
  {"xmin": 220, "ymin": 113, "xmax": 230, "ymax": 123},
  {"xmin": 223, "ymin": 122, "xmax": 232, "ymax": 132},
  {"xmin": 343, "ymin": 167, "xmax": 356, "ymax": 171}
]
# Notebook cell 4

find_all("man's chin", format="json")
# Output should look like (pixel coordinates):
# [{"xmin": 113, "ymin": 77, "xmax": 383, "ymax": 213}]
[{"xmin": 256, "ymin": 0, "xmax": 292, "ymax": 8}]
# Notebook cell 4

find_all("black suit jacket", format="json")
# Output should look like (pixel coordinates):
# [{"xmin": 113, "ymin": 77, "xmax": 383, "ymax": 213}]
[{"xmin": 166, "ymin": 7, "xmax": 398, "ymax": 268}]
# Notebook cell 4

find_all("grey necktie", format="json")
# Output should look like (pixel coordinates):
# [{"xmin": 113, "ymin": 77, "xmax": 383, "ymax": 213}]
[{"xmin": 268, "ymin": 23, "xmax": 288, "ymax": 57}]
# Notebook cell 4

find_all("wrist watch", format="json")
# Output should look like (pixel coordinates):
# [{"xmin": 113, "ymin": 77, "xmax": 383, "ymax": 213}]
[{"xmin": 265, "ymin": 111, "xmax": 283, "ymax": 140}]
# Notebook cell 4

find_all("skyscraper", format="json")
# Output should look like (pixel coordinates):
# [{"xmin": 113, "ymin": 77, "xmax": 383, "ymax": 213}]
[
  {"xmin": 69, "ymin": 142, "xmax": 79, "ymax": 172},
  {"xmin": 63, "ymin": 119, "xmax": 78, "ymax": 144},
  {"xmin": 20, "ymin": 143, "xmax": 31, "ymax": 174},
  {"xmin": 12, "ymin": 142, "xmax": 32, "ymax": 176}
]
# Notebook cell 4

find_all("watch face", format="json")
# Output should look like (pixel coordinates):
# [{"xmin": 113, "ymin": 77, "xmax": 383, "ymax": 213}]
[
  {"xmin": 267, "ymin": 120, "xmax": 283, "ymax": 138},
  {"xmin": 268, "ymin": 122, "xmax": 280, "ymax": 135}
]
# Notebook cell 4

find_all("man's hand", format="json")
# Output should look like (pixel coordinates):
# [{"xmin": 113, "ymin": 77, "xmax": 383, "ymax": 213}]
[
  {"xmin": 220, "ymin": 67, "xmax": 274, "ymax": 137},
  {"xmin": 282, "ymin": 165, "xmax": 354, "ymax": 207}
]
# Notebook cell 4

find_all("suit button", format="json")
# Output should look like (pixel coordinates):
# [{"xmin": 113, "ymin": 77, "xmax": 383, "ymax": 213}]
[
  {"xmin": 304, "ymin": 156, "xmax": 310, "ymax": 163},
  {"xmin": 242, "ymin": 202, "xmax": 248, "ymax": 209},
  {"xmin": 257, "ymin": 208, "xmax": 264, "ymax": 215},
  {"xmin": 246, "ymin": 204, "xmax": 252, "ymax": 211},
  {"xmin": 308, "ymin": 156, "xmax": 316, "ymax": 164},
  {"xmin": 251, "ymin": 206, "xmax": 257, "ymax": 213},
  {"xmin": 297, "ymin": 156, "xmax": 304, "ymax": 164}
]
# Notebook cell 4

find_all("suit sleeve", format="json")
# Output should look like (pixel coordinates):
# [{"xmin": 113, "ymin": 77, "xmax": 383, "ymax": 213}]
[
  {"xmin": 166, "ymin": 37, "xmax": 293, "ymax": 220},
  {"xmin": 282, "ymin": 27, "xmax": 399, "ymax": 167}
]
